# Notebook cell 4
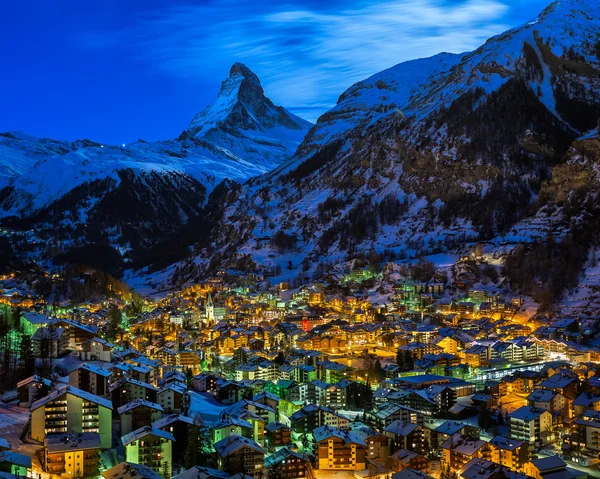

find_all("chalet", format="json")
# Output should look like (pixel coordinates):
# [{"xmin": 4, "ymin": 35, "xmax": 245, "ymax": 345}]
[
  {"xmin": 214, "ymin": 434, "xmax": 265, "ymax": 476},
  {"xmin": 16, "ymin": 375, "xmax": 51, "ymax": 408},
  {"xmin": 44, "ymin": 433, "xmax": 101, "ymax": 478},
  {"xmin": 118, "ymin": 399, "xmax": 164, "ymax": 436},
  {"xmin": 313, "ymin": 425, "xmax": 367, "ymax": 471},
  {"xmin": 122, "ymin": 426, "xmax": 175, "ymax": 478},
  {"xmin": 264, "ymin": 447, "xmax": 312, "ymax": 479},
  {"xmin": 68, "ymin": 363, "xmax": 112, "ymax": 397}
]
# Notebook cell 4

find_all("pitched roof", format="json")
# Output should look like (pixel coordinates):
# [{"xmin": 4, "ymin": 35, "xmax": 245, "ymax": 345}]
[
  {"xmin": 490, "ymin": 436, "xmax": 525, "ymax": 451},
  {"xmin": 172, "ymin": 467, "xmax": 230, "ymax": 479},
  {"xmin": 384, "ymin": 420, "xmax": 420, "ymax": 436},
  {"xmin": 31, "ymin": 385, "xmax": 112, "ymax": 411},
  {"xmin": 102, "ymin": 462, "xmax": 164, "ymax": 479},
  {"xmin": 213, "ymin": 434, "xmax": 264, "ymax": 457},
  {"xmin": 44, "ymin": 433, "xmax": 101, "ymax": 453},
  {"xmin": 391, "ymin": 469, "xmax": 435, "ymax": 479},
  {"xmin": 511, "ymin": 406, "xmax": 548, "ymax": 421},
  {"xmin": 312, "ymin": 426, "xmax": 366, "ymax": 447},
  {"xmin": 122, "ymin": 426, "xmax": 175, "ymax": 446},
  {"xmin": 442, "ymin": 434, "xmax": 487, "ymax": 456},
  {"xmin": 118, "ymin": 399, "xmax": 164, "ymax": 415}
]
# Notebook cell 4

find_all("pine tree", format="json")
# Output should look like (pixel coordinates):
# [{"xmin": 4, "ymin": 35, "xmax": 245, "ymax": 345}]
[
  {"xmin": 161, "ymin": 460, "xmax": 170, "ymax": 479},
  {"xmin": 184, "ymin": 426, "xmax": 200, "ymax": 469},
  {"xmin": 184, "ymin": 417, "xmax": 215, "ymax": 468}
]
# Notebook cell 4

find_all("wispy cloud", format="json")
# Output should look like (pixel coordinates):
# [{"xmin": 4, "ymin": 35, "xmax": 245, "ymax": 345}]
[{"xmin": 102, "ymin": 0, "xmax": 512, "ymax": 121}]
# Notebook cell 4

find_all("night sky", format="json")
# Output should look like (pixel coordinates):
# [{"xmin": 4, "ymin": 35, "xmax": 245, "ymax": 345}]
[{"xmin": 1, "ymin": 0, "xmax": 550, "ymax": 144}]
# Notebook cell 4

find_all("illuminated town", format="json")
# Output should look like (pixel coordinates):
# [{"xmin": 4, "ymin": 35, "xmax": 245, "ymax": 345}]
[
  {"xmin": 2, "ymin": 0, "xmax": 600, "ymax": 479},
  {"xmin": 0, "ymin": 244, "xmax": 599, "ymax": 479}
]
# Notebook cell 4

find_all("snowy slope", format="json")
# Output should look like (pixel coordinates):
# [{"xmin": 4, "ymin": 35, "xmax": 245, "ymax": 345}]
[
  {"xmin": 0, "ymin": 132, "xmax": 74, "ymax": 189},
  {"xmin": 0, "ymin": 136, "xmax": 275, "ymax": 218},
  {"xmin": 188, "ymin": 62, "xmax": 312, "ymax": 172},
  {"xmin": 154, "ymin": 0, "xmax": 600, "ymax": 289},
  {"xmin": 0, "ymin": 63, "xmax": 312, "ymax": 220},
  {"xmin": 0, "ymin": 64, "xmax": 312, "ymax": 268},
  {"xmin": 292, "ymin": 53, "xmax": 462, "ymax": 157}
]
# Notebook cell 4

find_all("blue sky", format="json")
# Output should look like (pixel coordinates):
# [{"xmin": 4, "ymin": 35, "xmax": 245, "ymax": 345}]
[{"xmin": 0, "ymin": 0, "xmax": 550, "ymax": 144}]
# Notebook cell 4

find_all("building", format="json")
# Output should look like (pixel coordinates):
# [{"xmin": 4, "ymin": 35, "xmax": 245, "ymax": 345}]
[
  {"xmin": 0, "ymin": 451, "xmax": 32, "ymax": 477},
  {"xmin": 214, "ymin": 434, "xmax": 265, "ymax": 476},
  {"xmin": 211, "ymin": 417, "xmax": 254, "ymax": 444},
  {"xmin": 442, "ymin": 434, "xmax": 491, "ymax": 471},
  {"xmin": 526, "ymin": 389, "xmax": 566, "ymax": 424},
  {"xmin": 44, "ymin": 433, "xmax": 101, "ymax": 478},
  {"xmin": 206, "ymin": 294, "xmax": 227, "ymax": 322},
  {"xmin": 81, "ymin": 338, "xmax": 114, "ymax": 363},
  {"xmin": 457, "ymin": 458, "xmax": 528, "ymax": 479},
  {"xmin": 509, "ymin": 407, "xmax": 553, "ymax": 446},
  {"xmin": 20, "ymin": 311, "xmax": 49, "ymax": 336},
  {"xmin": 313, "ymin": 425, "xmax": 367, "ymax": 471},
  {"xmin": 384, "ymin": 420, "xmax": 425, "ymax": 454},
  {"xmin": 574, "ymin": 409, "xmax": 600, "ymax": 453},
  {"xmin": 392, "ymin": 468, "xmax": 435, "ymax": 479},
  {"xmin": 32, "ymin": 327, "xmax": 67, "ymax": 358},
  {"xmin": 524, "ymin": 456, "xmax": 585, "ymax": 479},
  {"xmin": 68, "ymin": 363, "xmax": 112, "ymax": 397},
  {"xmin": 489, "ymin": 436, "xmax": 530, "ymax": 471},
  {"xmin": 122, "ymin": 426, "xmax": 175, "ymax": 478},
  {"xmin": 118, "ymin": 399, "xmax": 164, "ymax": 436},
  {"xmin": 157, "ymin": 382, "xmax": 186, "ymax": 413},
  {"xmin": 16, "ymin": 375, "xmax": 51, "ymax": 408},
  {"xmin": 102, "ymin": 461, "xmax": 163, "ymax": 479},
  {"xmin": 390, "ymin": 449, "xmax": 429, "ymax": 473},
  {"xmin": 264, "ymin": 447, "xmax": 312, "ymax": 479},
  {"xmin": 265, "ymin": 422, "xmax": 292, "ymax": 449},
  {"xmin": 290, "ymin": 405, "xmax": 349, "ymax": 434},
  {"xmin": 30, "ymin": 386, "xmax": 113, "ymax": 449}
]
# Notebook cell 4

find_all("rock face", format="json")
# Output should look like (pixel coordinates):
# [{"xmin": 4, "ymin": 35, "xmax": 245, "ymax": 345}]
[
  {"xmin": 188, "ymin": 62, "xmax": 312, "ymax": 171},
  {"xmin": 157, "ymin": 0, "xmax": 600, "ymax": 287},
  {"xmin": 0, "ymin": 65, "xmax": 311, "ymax": 268}
]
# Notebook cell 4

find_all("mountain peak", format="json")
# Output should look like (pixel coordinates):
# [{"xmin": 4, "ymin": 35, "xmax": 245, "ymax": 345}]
[
  {"xmin": 187, "ymin": 63, "xmax": 311, "ymax": 142},
  {"xmin": 538, "ymin": 0, "xmax": 599, "ymax": 19},
  {"xmin": 229, "ymin": 62, "xmax": 258, "ymax": 80}
]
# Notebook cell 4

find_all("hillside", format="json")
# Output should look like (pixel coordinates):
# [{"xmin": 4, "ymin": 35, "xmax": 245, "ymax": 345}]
[
  {"xmin": 148, "ymin": 0, "xmax": 600, "ymax": 292},
  {"xmin": 0, "ymin": 64, "xmax": 311, "ymax": 271}
]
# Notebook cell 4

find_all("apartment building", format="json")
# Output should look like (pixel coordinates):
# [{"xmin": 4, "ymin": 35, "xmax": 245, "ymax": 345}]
[
  {"xmin": 44, "ymin": 433, "xmax": 100, "ymax": 478},
  {"xmin": 122, "ymin": 426, "xmax": 174, "ymax": 478},
  {"xmin": 313, "ymin": 426, "xmax": 367, "ymax": 471},
  {"xmin": 214, "ymin": 434, "xmax": 265, "ymax": 476},
  {"xmin": 30, "ymin": 386, "xmax": 113, "ymax": 449},
  {"xmin": 509, "ymin": 407, "xmax": 553, "ymax": 446}
]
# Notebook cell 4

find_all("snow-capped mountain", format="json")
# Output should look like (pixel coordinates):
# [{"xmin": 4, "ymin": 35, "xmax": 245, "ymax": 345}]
[
  {"xmin": 0, "ymin": 132, "xmax": 75, "ymax": 190},
  {"xmin": 186, "ymin": 62, "xmax": 312, "ymax": 171},
  {"xmin": 0, "ymin": 64, "xmax": 311, "ymax": 265},
  {"xmin": 157, "ymin": 0, "xmax": 600, "ymax": 288}
]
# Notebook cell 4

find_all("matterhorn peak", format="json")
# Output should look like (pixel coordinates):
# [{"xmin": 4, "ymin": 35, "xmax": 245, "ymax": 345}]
[
  {"xmin": 187, "ymin": 63, "xmax": 311, "ymax": 141},
  {"xmin": 229, "ymin": 62, "xmax": 258, "ymax": 80}
]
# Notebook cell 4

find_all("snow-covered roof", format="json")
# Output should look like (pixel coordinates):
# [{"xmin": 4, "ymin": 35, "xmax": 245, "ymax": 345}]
[
  {"xmin": 31, "ymin": 385, "xmax": 112, "ymax": 411},
  {"xmin": 121, "ymin": 426, "xmax": 175, "ymax": 446},
  {"xmin": 118, "ymin": 399, "xmax": 164, "ymax": 415},
  {"xmin": 213, "ymin": 434, "xmax": 264, "ymax": 457},
  {"xmin": 102, "ymin": 462, "xmax": 164, "ymax": 479}
]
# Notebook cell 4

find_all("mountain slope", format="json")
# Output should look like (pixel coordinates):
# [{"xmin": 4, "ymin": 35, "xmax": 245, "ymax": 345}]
[
  {"xmin": 186, "ymin": 62, "xmax": 312, "ymax": 171},
  {"xmin": 0, "ymin": 64, "xmax": 311, "ymax": 267},
  {"xmin": 158, "ymin": 0, "xmax": 600, "ymax": 288}
]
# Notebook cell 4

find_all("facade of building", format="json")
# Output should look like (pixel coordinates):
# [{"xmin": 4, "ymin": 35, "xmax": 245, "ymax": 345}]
[{"xmin": 31, "ymin": 386, "xmax": 113, "ymax": 449}]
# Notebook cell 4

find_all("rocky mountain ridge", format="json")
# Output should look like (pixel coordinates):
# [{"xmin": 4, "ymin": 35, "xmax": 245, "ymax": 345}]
[
  {"xmin": 149, "ymin": 0, "xmax": 600, "ymax": 293},
  {"xmin": 0, "ymin": 65, "xmax": 311, "ymax": 270}
]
